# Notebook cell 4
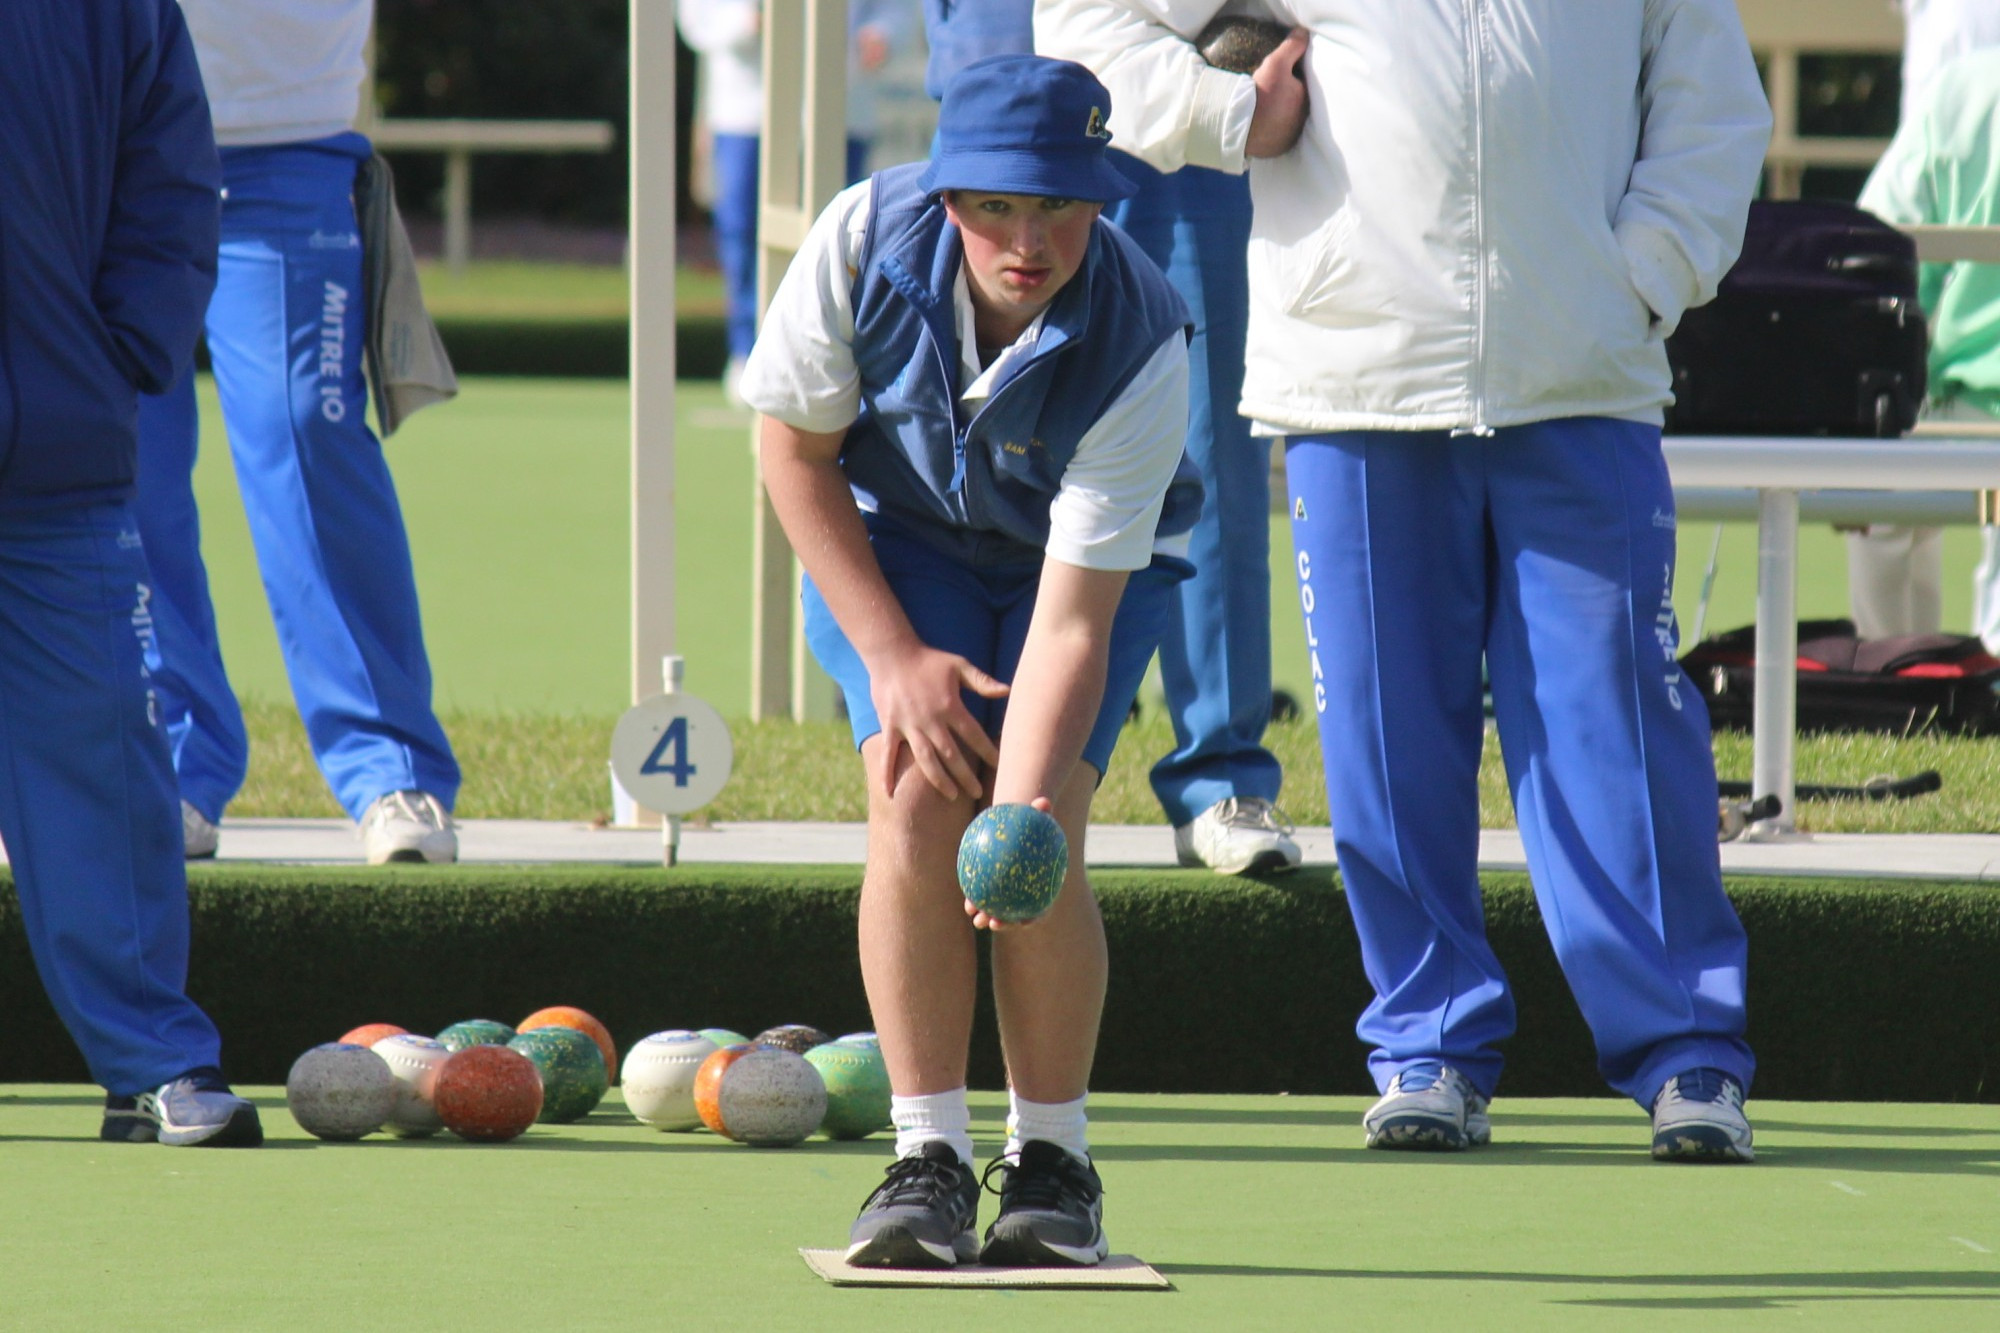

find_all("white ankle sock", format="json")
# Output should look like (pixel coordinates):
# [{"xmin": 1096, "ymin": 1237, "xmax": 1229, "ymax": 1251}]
[
  {"xmin": 891, "ymin": 1089, "xmax": 974, "ymax": 1168},
  {"xmin": 1006, "ymin": 1091, "xmax": 1089, "ymax": 1163}
]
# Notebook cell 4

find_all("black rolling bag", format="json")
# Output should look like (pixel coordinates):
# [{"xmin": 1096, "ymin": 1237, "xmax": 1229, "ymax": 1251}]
[
  {"xmin": 1664, "ymin": 200, "xmax": 1928, "ymax": 437},
  {"xmin": 1680, "ymin": 619, "xmax": 2000, "ymax": 735}
]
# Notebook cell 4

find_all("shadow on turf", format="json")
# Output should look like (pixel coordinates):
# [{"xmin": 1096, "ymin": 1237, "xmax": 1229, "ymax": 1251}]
[
  {"xmin": 1158, "ymin": 1263, "xmax": 2000, "ymax": 1300},
  {"xmin": 1086, "ymin": 1103, "xmax": 1372, "ymax": 1128},
  {"xmin": 1095, "ymin": 1104, "xmax": 2000, "ymax": 1139},
  {"xmin": 1568, "ymin": 1293, "xmax": 2000, "ymax": 1310},
  {"xmin": 1098, "ymin": 1141, "xmax": 2000, "ymax": 1176}
]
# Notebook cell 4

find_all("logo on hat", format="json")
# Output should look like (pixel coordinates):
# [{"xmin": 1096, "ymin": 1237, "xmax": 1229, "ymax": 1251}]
[{"xmin": 1085, "ymin": 106, "xmax": 1111, "ymax": 141}]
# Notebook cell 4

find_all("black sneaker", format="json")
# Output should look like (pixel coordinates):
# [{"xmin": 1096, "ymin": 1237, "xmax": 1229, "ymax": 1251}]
[
  {"xmin": 978, "ymin": 1140, "xmax": 1109, "ymax": 1267},
  {"xmin": 103, "ymin": 1068, "xmax": 262, "ymax": 1148},
  {"xmin": 845, "ymin": 1142, "xmax": 981, "ymax": 1268}
]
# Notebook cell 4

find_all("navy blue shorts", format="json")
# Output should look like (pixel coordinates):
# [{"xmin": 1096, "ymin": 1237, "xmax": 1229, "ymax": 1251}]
[{"xmin": 802, "ymin": 520, "xmax": 1189, "ymax": 777}]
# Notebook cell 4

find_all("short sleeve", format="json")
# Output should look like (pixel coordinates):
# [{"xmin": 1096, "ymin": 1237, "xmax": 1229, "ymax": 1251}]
[
  {"xmin": 737, "ymin": 179, "xmax": 874, "ymax": 433},
  {"xmin": 1044, "ymin": 334, "xmax": 1191, "ymax": 570}
]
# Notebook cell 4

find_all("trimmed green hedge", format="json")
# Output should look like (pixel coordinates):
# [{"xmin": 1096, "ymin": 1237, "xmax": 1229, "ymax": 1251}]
[
  {"xmin": 4, "ymin": 866, "xmax": 1996, "ymax": 1100},
  {"xmin": 193, "ymin": 318, "xmax": 717, "ymax": 381}
]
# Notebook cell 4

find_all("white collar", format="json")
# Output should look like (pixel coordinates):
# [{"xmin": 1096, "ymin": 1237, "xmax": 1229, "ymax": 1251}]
[{"xmin": 953, "ymin": 263, "xmax": 1047, "ymax": 404}]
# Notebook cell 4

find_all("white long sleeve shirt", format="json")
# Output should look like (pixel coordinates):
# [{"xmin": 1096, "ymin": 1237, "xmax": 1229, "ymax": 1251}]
[{"xmin": 178, "ymin": 0, "xmax": 369, "ymax": 146}]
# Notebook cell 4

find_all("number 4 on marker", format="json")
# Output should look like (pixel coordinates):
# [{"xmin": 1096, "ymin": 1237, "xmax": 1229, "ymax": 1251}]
[{"xmin": 641, "ymin": 716, "xmax": 697, "ymax": 786}]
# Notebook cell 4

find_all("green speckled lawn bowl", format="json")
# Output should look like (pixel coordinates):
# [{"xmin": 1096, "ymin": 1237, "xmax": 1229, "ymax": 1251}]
[{"xmin": 956, "ymin": 803, "xmax": 1068, "ymax": 924}]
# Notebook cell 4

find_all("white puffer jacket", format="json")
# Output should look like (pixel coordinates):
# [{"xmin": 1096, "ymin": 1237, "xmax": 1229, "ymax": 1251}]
[{"xmin": 1037, "ymin": 0, "xmax": 1773, "ymax": 434}]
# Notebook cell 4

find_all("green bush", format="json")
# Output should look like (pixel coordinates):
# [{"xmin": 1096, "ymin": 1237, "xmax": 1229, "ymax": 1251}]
[{"xmin": 6, "ymin": 867, "xmax": 1995, "ymax": 1101}]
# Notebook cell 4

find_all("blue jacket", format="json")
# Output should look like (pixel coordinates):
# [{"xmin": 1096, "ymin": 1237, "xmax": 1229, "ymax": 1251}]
[
  {"xmin": 0, "ymin": 0, "xmax": 219, "ymax": 506},
  {"xmin": 921, "ymin": 0, "xmax": 1033, "ymax": 100},
  {"xmin": 844, "ymin": 162, "xmax": 1200, "ymax": 566}
]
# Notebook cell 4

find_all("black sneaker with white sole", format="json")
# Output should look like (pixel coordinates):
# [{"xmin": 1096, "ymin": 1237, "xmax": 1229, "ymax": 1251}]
[
  {"xmin": 845, "ymin": 1142, "xmax": 981, "ymax": 1268},
  {"xmin": 102, "ymin": 1069, "xmax": 263, "ymax": 1147},
  {"xmin": 978, "ymin": 1140, "xmax": 1109, "ymax": 1267}
]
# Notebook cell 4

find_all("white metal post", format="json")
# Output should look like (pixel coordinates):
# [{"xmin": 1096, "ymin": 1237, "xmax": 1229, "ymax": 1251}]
[
  {"xmin": 1748, "ymin": 487, "xmax": 1799, "ymax": 837},
  {"xmin": 443, "ymin": 149, "xmax": 473, "ymax": 272},
  {"xmin": 631, "ymin": 3, "xmax": 678, "ymax": 718},
  {"xmin": 661, "ymin": 655, "xmax": 685, "ymax": 865}
]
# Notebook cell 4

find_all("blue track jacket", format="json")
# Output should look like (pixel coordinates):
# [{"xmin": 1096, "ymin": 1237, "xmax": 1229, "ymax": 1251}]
[{"xmin": 0, "ymin": 0, "xmax": 219, "ymax": 506}]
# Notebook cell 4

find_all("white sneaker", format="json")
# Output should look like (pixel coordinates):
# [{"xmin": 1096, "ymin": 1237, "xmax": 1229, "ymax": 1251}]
[
  {"xmin": 1173, "ymin": 797, "xmax": 1301, "ymax": 875},
  {"xmin": 1651, "ymin": 1068, "xmax": 1755, "ymax": 1163},
  {"xmin": 181, "ymin": 801, "xmax": 219, "ymax": 860},
  {"xmin": 358, "ymin": 790, "xmax": 458, "ymax": 865},
  {"xmin": 1363, "ymin": 1065, "xmax": 1492, "ymax": 1151}
]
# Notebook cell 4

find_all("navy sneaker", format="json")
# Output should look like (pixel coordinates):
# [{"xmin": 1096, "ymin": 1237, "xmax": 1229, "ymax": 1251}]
[
  {"xmin": 100, "ymin": 1093, "xmax": 156, "ymax": 1143},
  {"xmin": 845, "ymin": 1142, "xmax": 981, "ymax": 1268},
  {"xmin": 978, "ymin": 1140, "xmax": 1109, "ymax": 1267},
  {"xmin": 1651, "ymin": 1068, "xmax": 1754, "ymax": 1162},
  {"xmin": 103, "ymin": 1069, "xmax": 263, "ymax": 1148}
]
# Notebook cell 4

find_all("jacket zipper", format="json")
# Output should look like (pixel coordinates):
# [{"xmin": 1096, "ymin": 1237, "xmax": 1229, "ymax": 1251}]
[
  {"xmin": 1459, "ymin": 0, "xmax": 1493, "ymax": 437},
  {"xmin": 957, "ymin": 334, "xmax": 1073, "ymax": 529}
]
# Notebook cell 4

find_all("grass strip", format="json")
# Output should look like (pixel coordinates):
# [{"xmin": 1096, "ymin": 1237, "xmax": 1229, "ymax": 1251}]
[{"xmin": 231, "ymin": 700, "xmax": 2000, "ymax": 833}]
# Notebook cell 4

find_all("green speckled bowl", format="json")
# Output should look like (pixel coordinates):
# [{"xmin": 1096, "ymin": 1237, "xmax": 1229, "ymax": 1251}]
[
  {"xmin": 507, "ymin": 1027, "xmax": 608, "ymax": 1122},
  {"xmin": 956, "ymin": 803, "xmax": 1068, "ymax": 924},
  {"xmin": 804, "ymin": 1041, "xmax": 891, "ymax": 1140},
  {"xmin": 437, "ymin": 1019, "xmax": 517, "ymax": 1053}
]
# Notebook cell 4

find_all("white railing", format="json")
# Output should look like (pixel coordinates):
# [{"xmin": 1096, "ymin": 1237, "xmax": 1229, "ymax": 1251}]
[{"xmin": 368, "ymin": 118, "xmax": 617, "ymax": 272}]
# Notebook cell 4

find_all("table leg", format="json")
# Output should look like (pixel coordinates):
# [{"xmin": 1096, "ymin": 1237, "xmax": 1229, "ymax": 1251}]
[{"xmin": 1748, "ymin": 487, "xmax": 1800, "ymax": 838}]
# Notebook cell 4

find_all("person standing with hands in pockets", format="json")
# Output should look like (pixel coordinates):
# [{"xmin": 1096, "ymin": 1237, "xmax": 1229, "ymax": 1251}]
[{"xmin": 1042, "ymin": 0, "xmax": 1768, "ymax": 1161}]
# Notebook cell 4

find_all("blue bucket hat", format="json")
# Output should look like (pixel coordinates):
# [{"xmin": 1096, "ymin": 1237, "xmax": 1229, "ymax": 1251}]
[{"xmin": 918, "ymin": 55, "xmax": 1137, "ymax": 203}]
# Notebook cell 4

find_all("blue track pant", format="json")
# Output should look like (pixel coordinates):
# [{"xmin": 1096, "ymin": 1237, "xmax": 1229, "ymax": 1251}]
[
  {"xmin": 134, "ymin": 134, "xmax": 458, "ymax": 822},
  {"xmin": 1105, "ymin": 158, "xmax": 1280, "ymax": 826},
  {"xmin": 0, "ymin": 501, "xmax": 223, "ymax": 1094},
  {"xmin": 1285, "ymin": 418, "xmax": 1753, "ymax": 1107},
  {"xmin": 713, "ymin": 132, "xmax": 867, "ymax": 362}
]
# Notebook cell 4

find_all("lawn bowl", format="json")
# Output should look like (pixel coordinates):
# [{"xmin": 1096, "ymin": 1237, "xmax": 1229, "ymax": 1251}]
[
  {"xmin": 508, "ymin": 1027, "xmax": 609, "ymax": 1123},
  {"xmin": 517, "ymin": 1006, "xmax": 618, "ymax": 1086},
  {"xmin": 957, "ymin": 803, "xmax": 1069, "ymax": 924},
  {"xmin": 804, "ymin": 1040, "xmax": 891, "ymax": 1140},
  {"xmin": 753, "ymin": 1024, "xmax": 831, "ymax": 1055},
  {"xmin": 286, "ymin": 1042, "xmax": 398, "ymax": 1141},
  {"xmin": 696, "ymin": 1045, "xmax": 828, "ymax": 1148},
  {"xmin": 437, "ymin": 1018, "xmax": 516, "ymax": 1052},
  {"xmin": 1195, "ymin": 16, "xmax": 1291, "ymax": 73},
  {"xmin": 621, "ymin": 1030, "xmax": 720, "ymax": 1130},
  {"xmin": 434, "ymin": 1045, "xmax": 543, "ymax": 1142},
  {"xmin": 373, "ymin": 1034, "xmax": 452, "ymax": 1137},
  {"xmin": 337, "ymin": 1022, "xmax": 408, "ymax": 1048}
]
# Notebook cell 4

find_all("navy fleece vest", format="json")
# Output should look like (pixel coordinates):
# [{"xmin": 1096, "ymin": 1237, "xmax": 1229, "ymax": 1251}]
[{"xmin": 843, "ymin": 162, "xmax": 1200, "ymax": 567}]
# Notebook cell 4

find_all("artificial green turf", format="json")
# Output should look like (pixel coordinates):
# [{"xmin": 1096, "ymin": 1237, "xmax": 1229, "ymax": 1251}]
[
  {"xmin": 188, "ymin": 376, "xmax": 1988, "ymax": 721},
  {"xmin": 3, "ymin": 1087, "xmax": 1994, "ymax": 1330}
]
